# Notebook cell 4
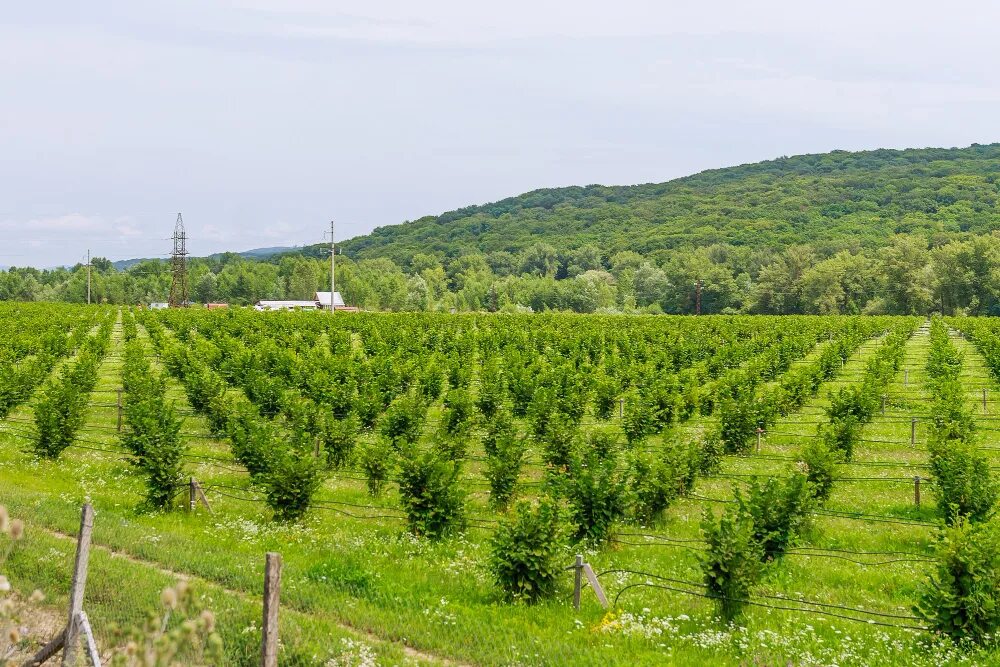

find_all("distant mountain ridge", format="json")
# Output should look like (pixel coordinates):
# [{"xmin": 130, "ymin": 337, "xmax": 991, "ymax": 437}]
[
  {"xmin": 113, "ymin": 246, "xmax": 298, "ymax": 270},
  {"xmin": 294, "ymin": 143, "xmax": 1000, "ymax": 265}
]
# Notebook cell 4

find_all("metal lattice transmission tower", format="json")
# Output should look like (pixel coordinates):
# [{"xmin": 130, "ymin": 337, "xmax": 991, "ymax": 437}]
[{"xmin": 168, "ymin": 213, "xmax": 189, "ymax": 307}]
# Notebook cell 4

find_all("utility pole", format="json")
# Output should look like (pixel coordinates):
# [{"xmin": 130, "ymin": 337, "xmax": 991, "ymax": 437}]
[
  {"xmin": 329, "ymin": 220, "xmax": 336, "ymax": 314},
  {"xmin": 168, "ymin": 213, "xmax": 189, "ymax": 307},
  {"xmin": 695, "ymin": 280, "xmax": 702, "ymax": 315},
  {"xmin": 86, "ymin": 250, "xmax": 91, "ymax": 305}
]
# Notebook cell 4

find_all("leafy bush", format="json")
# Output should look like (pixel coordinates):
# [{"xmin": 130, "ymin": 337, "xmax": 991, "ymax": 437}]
[
  {"xmin": 379, "ymin": 392, "xmax": 427, "ymax": 446},
  {"xmin": 622, "ymin": 390, "xmax": 655, "ymax": 444},
  {"xmin": 263, "ymin": 451, "xmax": 325, "ymax": 522},
  {"xmin": 226, "ymin": 402, "xmax": 278, "ymax": 479},
  {"xmin": 397, "ymin": 447, "xmax": 466, "ymax": 538},
  {"xmin": 928, "ymin": 438, "xmax": 998, "ymax": 525},
  {"xmin": 700, "ymin": 505, "xmax": 763, "ymax": 623},
  {"xmin": 441, "ymin": 388, "xmax": 475, "ymax": 436},
  {"xmin": 489, "ymin": 499, "xmax": 567, "ymax": 603},
  {"xmin": 562, "ymin": 452, "xmax": 628, "ymax": 544},
  {"xmin": 629, "ymin": 439, "xmax": 698, "ymax": 524},
  {"xmin": 592, "ymin": 374, "xmax": 619, "ymax": 421},
  {"xmin": 484, "ymin": 430, "xmax": 525, "ymax": 509},
  {"xmin": 799, "ymin": 439, "xmax": 838, "ymax": 502},
  {"xmin": 539, "ymin": 414, "xmax": 580, "ymax": 469},
  {"xmin": 915, "ymin": 516, "xmax": 1000, "ymax": 644},
  {"xmin": 736, "ymin": 474, "xmax": 814, "ymax": 561},
  {"xmin": 323, "ymin": 415, "xmax": 358, "ymax": 468},
  {"xmin": 359, "ymin": 438, "xmax": 394, "ymax": 497},
  {"xmin": 819, "ymin": 415, "xmax": 861, "ymax": 460}
]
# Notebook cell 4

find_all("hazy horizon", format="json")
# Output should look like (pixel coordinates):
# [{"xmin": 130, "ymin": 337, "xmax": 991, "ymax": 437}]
[{"xmin": 4, "ymin": 1, "xmax": 1000, "ymax": 266}]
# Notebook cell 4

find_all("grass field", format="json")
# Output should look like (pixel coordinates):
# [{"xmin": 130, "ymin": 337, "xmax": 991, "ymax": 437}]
[{"xmin": 1, "ymin": 309, "xmax": 998, "ymax": 666}]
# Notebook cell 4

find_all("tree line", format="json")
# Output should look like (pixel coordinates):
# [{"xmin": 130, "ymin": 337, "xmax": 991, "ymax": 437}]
[{"xmin": 2, "ymin": 232, "xmax": 1000, "ymax": 315}]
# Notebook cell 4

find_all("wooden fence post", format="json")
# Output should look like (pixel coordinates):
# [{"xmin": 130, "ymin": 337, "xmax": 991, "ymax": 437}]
[
  {"xmin": 62, "ymin": 503, "xmax": 94, "ymax": 667},
  {"xmin": 756, "ymin": 428, "xmax": 763, "ymax": 454},
  {"xmin": 914, "ymin": 476, "xmax": 921, "ymax": 508},
  {"xmin": 261, "ymin": 552, "xmax": 282, "ymax": 667},
  {"xmin": 189, "ymin": 477, "xmax": 196, "ymax": 512},
  {"xmin": 911, "ymin": 418, "xmax": 917, "ymax": 446},
  {"xmin": 116, "ymin": 389, "xmax": 123, "ymax": 433},
  {"xmin": 572, "ymin": 555, "xmax": 583, "ymax": 610}
]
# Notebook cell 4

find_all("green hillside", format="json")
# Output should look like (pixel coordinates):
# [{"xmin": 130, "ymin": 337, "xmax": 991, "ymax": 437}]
[{"xmin": 336, "ymin": 143, "xmax": 1000, "ymax": 262}]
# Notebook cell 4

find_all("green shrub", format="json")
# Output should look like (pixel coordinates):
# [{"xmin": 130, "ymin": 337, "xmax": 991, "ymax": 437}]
[
  {"xmin": 441, "ymin": 388, "xmax": 475, "ymax": 436},
  {"xmin": 800, "ymin": 440, "xmax": 838, "ymax": 502},
  {"xmin": 700, "ymin": 505, "xmax": 763, "ymax": 623},
  {"xmin": 263, "ymin": 451, "xmax": 325, "ymax": 522},
  {"xmin": 819, "ymin": 415, "xmax": 861, "ymax": 460},
  {"xmin": 484, "ymin": 431, "xmax": 525, "ymax": 509},
  {"xmin": 929, "ymin": 439, "xmax": 998, "ymax": 525},
  {"xmin": 323, "ymin": 415, "xmax": 358, "ymax": 468},
  {"xmin": 736, "ymin": 474, "xmax": 814, "ymax": 561},
  {"xmin": 539, "ymin": 414, "xmax": 580, "ymax": 469},
  {"xmin": 622, "ymin": 390, "xmax": 655, "ymax": 444},
  {"xmin": 592, "ymin": 375, "xmax": 618, "ymax": 421},
  {"xmin": 397, "ymin": 447, "xmax": 466, "ymax": 538},
  {"xmin": 359, "ymin": 438, "xmax": 394, "ymax": 497},
  {"xmin": 563, "ymin": 452, "xmax": 628, "ymax": 544},
  {"xmin": 226, "ymin": 403, "xmax": 278, "ymax": 479},
  {"xmin": 490, "ymin": 499, "xmax": 567, "ymax": 603},
  {"xmin": 915, "ymin": 517, "xmax": 1000, "ymax": 644},
  {"xmin": 379, "ymin": 392, "xmax": 426, "ymax": 446}
]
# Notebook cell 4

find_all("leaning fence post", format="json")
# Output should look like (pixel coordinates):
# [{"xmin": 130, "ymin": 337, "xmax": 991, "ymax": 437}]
[
  {"xmin": 911, "ymin": 418, "xmax": 917, "ymax": 446},
  {"xmin": 914, "ymin": 476, "xmax": 921, "ymax": 508},
  {"xmin": 572, "ymin": 554, "xmax": 584, "ymax": 610},
  {"xmin": 116, "ymin": 388, "xmax": 123, "ymax": 433},
  {"xmin": 63, "ymin": 503, "xmax": 94, "ymax": 667},
  {"xmin": 261, "ymin": 552, "xmax": 282, "ymax": 667}
]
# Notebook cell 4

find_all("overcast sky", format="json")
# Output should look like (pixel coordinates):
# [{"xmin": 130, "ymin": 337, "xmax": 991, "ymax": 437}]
[{"xmin": 3, "ymin": 1, "xmax": 1000, "ymax": 266}]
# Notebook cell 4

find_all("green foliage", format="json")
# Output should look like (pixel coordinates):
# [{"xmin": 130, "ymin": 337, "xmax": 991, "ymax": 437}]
[
  {"xmin": 800, "ymin": 440, "xmax": 838, "ymax": 503},
  {"xmin": 263, "ymin": 451, "xmax": 325, "ymax": 522},
  {"xmin": 915, "ymin": 517, "xmax": 1000, "ymax": 645},
  {"xmin": 629, "ymin": 439, "xmax": 698, "ymax": 524},
  {"xmin": 379, "ymin": 392, "xmax": 427, "ymax": 446},
  {"xmin": 359, "ymin": 438, "xmax": 394, "ymax": 498},
  {"xmin": 621, "ymin": 390, "xmax": 655, "ymax": 444},
  {"xmin": 484, "ymin": 430, "xmax": 525, "ymax": 509},
  {"xmin": 928, "ymin": 439, "xmax": 998, "ymax": 525},
  {"xmin": 489, "ymin": 499, "xmax": 567, "ymax": 603},
  {"xmin": 735, "ymin": 475, "xmax": 815, "ymax": 561},
  {"xmin": 561, "ymin": 452, "xmax": 628, "ymax": 544},
  {"xmin": 396, "ymin": 447, "xmax": 466, "ymax": 538},
  {"xmin": 700, "ymin": 505, "xmax": 763, "ymax": 624},
  {"xmin": 441, "ymin": 388, "xmax": 475, "ymax": 436}
]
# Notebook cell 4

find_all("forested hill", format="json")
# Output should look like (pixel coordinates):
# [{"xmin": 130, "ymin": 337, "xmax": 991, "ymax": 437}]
[{"xmin": 329, "ymin": 143, "xmax": 1000, "ymax": 262}]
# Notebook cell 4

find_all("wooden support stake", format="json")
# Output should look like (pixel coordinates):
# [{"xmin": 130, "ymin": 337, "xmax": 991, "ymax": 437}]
[
  {"xmin": 63, "ymin": 504, "xmax": 94, "ymax": 667},
  {"xmin": 261, "ymin": 552, "xmax": 282, "ymax": 667},
  {"xmin": 193, "ymin": 480, "xmax": 213, "ymax": 514},
  {"xmin": 582, "ymin": 563, "xmax": 609, "ymax": 609},
  {"xmin": 756, "ymin": 428, "xmax": 763, "ymax": 454},
  {"xmin": 572, "ymin": 554, "xmax": 583, "ymax": 610},
  {"xmin": 22, "ymin": 632, "xmax": 65, "ymax": 667},
  {"xmin": 189, "ymin": 477, "xmax": 196, "ymax": 512},
  {"xmin": 76, "ymin": 611, "xmax": 101, "ymax": 667},
  {"xmin": 116, "ymin": 388, "xmax": 123, "ymax": 433},
  {"xmin": 911, "ymin": 418, "xmax": 917, "ymax": 446},
  {"xmin": 914, "ymin": 476, "xmax": 921, "ymax": 508}
]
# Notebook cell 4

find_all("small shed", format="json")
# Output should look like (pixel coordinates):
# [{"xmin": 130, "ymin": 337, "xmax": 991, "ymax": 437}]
[
  {"xmin": 314, "ymin": 291, "xmax": 346, "ymax": 309},
  {"xmin": 255, "ymin": 300, "xmax": 319, "ymax": 311}
]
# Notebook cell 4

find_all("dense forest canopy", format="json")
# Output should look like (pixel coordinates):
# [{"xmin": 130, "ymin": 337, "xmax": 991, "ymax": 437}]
[{"xmin": 7, "ymin": 143, "xmax": 1000, "ymax": 315}]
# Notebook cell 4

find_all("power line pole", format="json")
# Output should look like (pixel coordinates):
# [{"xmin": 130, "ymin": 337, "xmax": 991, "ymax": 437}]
[
  {"xmin": 169, "ymin": 213, "xmax": 189, "ymax": 307},
  {"xmin": 329, "ymin": 220, "xmax": 336, "ymax": 314},
  {"xmin": 86, "ymin": 250, "xmax": 91, "ymax": 305}
]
